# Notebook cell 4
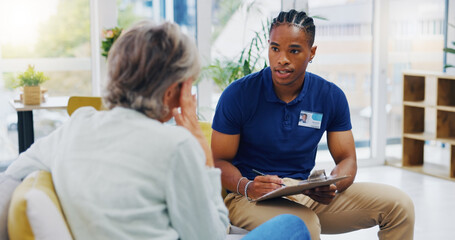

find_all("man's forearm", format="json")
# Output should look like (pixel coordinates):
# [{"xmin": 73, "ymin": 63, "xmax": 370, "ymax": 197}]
[
  {"xmin": 330, "ymin": 157, "xmax": 357, "ymax": 192},
  {"xmin": 214, "ymin": 159, "xmax": 245, "ymax": 193}
]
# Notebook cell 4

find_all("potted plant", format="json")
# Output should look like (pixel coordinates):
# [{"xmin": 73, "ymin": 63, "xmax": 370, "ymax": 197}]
[
  {"xmin": 17, "ymin": 65, "xmax": 49, "ymax": 105},
  {"xmin": 101, "ymin": 27, "xmax": 123, "ymax": 58},
  {"xmin": 201, "ymin": 21, "xmax": 269, "ymax": 91}
]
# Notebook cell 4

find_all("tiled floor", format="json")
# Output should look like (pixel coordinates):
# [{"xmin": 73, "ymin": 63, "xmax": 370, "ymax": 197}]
[{"xmin": 320, "ymin": 165, "xmax": 455, "ymax": 240}]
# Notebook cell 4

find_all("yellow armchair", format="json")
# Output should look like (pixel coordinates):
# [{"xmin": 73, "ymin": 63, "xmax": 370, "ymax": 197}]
[{"xmin": 67, "ymin": 96, "xmax": 104, "ymax": 116}]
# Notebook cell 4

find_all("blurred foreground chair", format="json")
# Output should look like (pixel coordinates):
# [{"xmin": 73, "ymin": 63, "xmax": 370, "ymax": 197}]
[{"xmin": 7, "ymin": 171, "xmax": 73, "ymax": 240}]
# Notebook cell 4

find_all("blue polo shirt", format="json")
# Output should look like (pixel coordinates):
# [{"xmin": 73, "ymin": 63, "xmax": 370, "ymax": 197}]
[{"xmin": 212, "ymin": 67, "xmax": 351, "ymax": 180}]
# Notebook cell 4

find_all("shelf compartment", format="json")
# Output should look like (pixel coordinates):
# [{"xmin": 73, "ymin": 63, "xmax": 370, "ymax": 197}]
[
  {"xmin": 438, "ymin": 78, "xmax": 455, "ymax": 107},
  {"xmin": 403, "ymin": 101, "xmax": 430, "ymax": 108},
  {"xmin": 436, "ymin": 137, "xmax": 455, "ymax": 145},
  {"xmin": 436, "ymin": 110, "xmax": 455, "ymax": 139},
  {"xmin": 387, "ymin": 159, "xmax": 454, "ymax": 181},
  {"xmin": 437, "ymin": 105, "xmax": 455, "ymax": 112},
  {"xmin": 402, "ymin": 137, "xmax": 424, "ymax": 166},
  {"xmin": 403, "ymin": 132, "xmax": 436, "ymax": 141},
  {"xmin": 402, "ymin": 72, "xmax": 455, "ymax": 179},
  {"xmin": 403, "ymin": 105, "xmax": 424, "ymax": 134},
  {"xmin": 403, "ymin": 75, "xmax": 425, "ymax": 102},
  {"xmin": 452, "ymin": 145, "xmax": 455, "ymax": 178}
]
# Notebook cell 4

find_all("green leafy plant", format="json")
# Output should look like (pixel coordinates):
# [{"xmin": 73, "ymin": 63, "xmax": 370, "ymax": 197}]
[
  {"xmin": 201, "ymin": 21, "xmax": 269, "ymax": 91},
  {"xmin": 443, "ymin": 23, "xmax": 455, "ymax": 69},
  {"xmin": 101, "ymin": 27, "xmax": 123, "ymax": 58},
  {"xmin": 17, "ymin": 65, "xmax": 49, "ymax": 87}
]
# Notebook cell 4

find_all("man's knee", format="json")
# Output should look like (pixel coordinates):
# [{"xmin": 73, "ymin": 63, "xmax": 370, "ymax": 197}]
[
  {"xmin": 379, "ymin": 184, "xmax": 414, "ymax": 219},
  {"xmin": 387, "ymin": 187, "xmax": 415, "ymax": 226},
  {"xmin": 375, "ymin": 184, "xmax": 415, "ymax": 239},
  {"xmin": 351, "ymin": 182, "xmax": 415, "ymax": 221}
]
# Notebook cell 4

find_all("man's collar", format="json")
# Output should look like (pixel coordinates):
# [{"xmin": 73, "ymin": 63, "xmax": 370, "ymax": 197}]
[{"xmin": 263, "ymin": 67, "xmax": 310, "ymax": 105}]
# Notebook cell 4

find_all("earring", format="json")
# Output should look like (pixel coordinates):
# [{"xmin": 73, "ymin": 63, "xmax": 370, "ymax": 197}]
[{"xmin": 309, "ymin": 60, "xmax": 313, "ymax": 63}]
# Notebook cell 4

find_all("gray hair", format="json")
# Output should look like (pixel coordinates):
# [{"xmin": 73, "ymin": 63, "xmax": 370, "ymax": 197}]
[{"xmin": 104, "ymin": 21, "xmax": 200, "ymax": 120}]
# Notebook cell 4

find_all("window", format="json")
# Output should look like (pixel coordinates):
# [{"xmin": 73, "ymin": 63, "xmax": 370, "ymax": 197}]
[
  {"xmin": 385, "ymin": 0, "xmax": 446, "ymax": 163},
  {"xmin": 0, "ymin": 0, "xmax": 200, "ymax": 161},
  {"xmin": 0, "ymin": 0, "xmax": 91, "ymax": 160},
  {"xmin": 118, "ymin": 0, "xmax": 197, "ymax": 39},
  {"xmin": 209, "ymin": 0, "xmax": 281, "ymax": 117},
  {"xmin": 308, "ymin": 0, "xmax": 373, "ymax": 161}
]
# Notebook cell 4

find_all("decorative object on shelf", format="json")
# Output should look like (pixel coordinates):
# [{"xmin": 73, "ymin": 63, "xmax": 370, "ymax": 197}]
[
  {"xmin": 17, "ymin": 65, "xmax": 49, "ymax": 105},
  {"xmin": 101, "ymin": 27, "xmax": 123, "ymax": 58}
]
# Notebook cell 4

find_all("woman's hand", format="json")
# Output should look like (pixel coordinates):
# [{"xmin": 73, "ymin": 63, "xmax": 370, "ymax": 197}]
[
  {"xmin": 172, "ymin": 79, "xmax": 214, "ymax": 167},
  {"xmin": 172, "ymin": 79, "xmax": 200, "ymax": 136}
]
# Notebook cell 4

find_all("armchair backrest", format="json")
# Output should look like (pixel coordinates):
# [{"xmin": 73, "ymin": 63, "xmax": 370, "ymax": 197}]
[{"xmin": 67, "ymin": 96, "xmax": 104, "ymax": 116}]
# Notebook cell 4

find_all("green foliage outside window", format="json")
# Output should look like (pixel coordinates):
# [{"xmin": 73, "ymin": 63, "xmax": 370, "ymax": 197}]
[
  {"xmin": 1, "ymin": 0, "xmax": 90, "ymax": 58},
  {"xmin": 211, "ymin": 0, "xmax": 243, "ymax": 41},
  {"xmin": 1, "ymin": 0, "xmax": 144, "ymax": 96},
  {"xmin": 36, "ymin": 0, "xmax": 91, "ymax": 58},
  {"xmin": 117, "ymin": 1, "xmax": 145, "ymax": 29}
]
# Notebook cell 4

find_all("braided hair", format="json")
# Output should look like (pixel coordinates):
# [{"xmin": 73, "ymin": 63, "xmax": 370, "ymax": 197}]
[{"xmin": 270, "ymin": 10, "xmax": 315, "ymax": 47}]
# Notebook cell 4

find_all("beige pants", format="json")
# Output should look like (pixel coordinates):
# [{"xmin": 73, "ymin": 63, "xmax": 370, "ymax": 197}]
[{"xmin": 225, "ymin": 181, "xmax": 415, "ymax": 240}]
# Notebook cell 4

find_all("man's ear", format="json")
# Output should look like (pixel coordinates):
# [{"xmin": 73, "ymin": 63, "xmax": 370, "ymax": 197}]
[{"xmin": 310, "ymin": 46, "xmax": 317, "ymax": 60}]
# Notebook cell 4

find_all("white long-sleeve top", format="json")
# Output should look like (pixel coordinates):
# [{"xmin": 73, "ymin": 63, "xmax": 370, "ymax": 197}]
[{"xmin": 6, "ymin": 107, "xmax": 229, "ymax": 240}]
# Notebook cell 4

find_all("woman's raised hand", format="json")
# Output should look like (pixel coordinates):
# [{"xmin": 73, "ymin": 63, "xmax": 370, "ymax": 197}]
[{"xmin": 172, "ymin": 79, "xmax": 214, "ymax": 167}]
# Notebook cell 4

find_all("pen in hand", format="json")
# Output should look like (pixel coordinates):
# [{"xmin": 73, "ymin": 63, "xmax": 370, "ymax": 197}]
[{"xmin": 252, "ymin": 169, "xmax": 286, "ymax": 187}]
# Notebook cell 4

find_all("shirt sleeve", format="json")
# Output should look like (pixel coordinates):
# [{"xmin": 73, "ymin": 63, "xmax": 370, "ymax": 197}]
[
  {"xmin": 5, "ymin": 107, "xmax": 95, "ymax": 179},
  {"xmin": 165, "ymin": 137, "xmax": 229, "ymax": 240},
  {"xmin": 326, "ymin": 85, "xmax": 352, "ymax": 132},
  {"xmin": 212, "ymin": 83, "xmax": 243, "ymax": 135},
  {"xmin": 5, "ymin": 125, "xmax": 65, "ymax": 179}
]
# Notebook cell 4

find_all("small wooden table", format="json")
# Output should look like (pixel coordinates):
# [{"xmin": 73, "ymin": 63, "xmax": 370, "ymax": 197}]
[{"xmin": 9, "ymin": 96, "xmax": 69, "ymax": 153}]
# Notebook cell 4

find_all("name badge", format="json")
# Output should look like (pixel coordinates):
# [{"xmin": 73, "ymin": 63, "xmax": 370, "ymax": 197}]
[{"xmin": 298, "ymin": 110, "xmax": 323, "ymax": 129}]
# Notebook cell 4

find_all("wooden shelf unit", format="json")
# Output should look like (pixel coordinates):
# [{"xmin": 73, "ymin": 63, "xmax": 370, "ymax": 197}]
[{"xmin": 402, "ymin": 71, "xmax": 455, "ymax": 179}]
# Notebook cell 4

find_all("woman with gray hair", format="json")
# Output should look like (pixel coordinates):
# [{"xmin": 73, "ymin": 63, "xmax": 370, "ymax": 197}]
[{"xmin": 5, "ymin": 21, "xmax": 309, "ymax": 240}]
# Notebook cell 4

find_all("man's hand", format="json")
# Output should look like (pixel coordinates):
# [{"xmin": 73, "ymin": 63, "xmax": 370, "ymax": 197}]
[
  {"xmin": 303, "ymin": 184, "xmax": 337, "ymax": 205},
  {"xmin": 247, "ymin": 175, "xmax": 284, "ymax": 200}
]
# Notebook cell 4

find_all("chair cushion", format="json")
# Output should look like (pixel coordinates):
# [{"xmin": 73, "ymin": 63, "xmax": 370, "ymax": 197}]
[
  {"xmin": 8, "ymin": 171, "xmax": 72, "ymax": 240},
  {"xmin": 0, "ymin": 172, "xmax": 21, "ymax": 240}
]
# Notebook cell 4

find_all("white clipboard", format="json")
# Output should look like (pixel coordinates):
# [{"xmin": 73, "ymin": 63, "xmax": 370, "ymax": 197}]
[{"xmin": 253, "ymin": 173, "xmax": 349, "ymax": 202}]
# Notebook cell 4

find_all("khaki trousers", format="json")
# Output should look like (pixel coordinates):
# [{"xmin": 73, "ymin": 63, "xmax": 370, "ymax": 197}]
[{"xmin": 225, "ymin": 181, "xmax": 415, "ymax": 240}]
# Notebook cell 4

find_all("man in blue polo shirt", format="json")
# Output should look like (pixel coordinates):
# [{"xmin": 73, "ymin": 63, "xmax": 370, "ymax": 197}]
[{"xmin": 212, "ymin": 10, "xmax": 415, "ymax": 240}]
